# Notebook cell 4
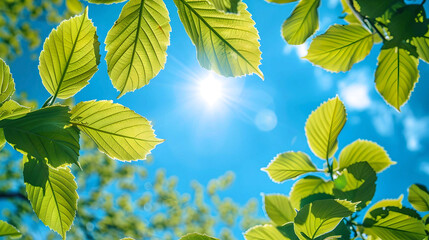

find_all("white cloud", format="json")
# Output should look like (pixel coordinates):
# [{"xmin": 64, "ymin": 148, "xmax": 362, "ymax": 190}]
[
  {"xmin": 369, "ymin": 103, "xmax": 395, "ymax": 137},
  {"xmin": 338, "ymin": 68, "xmax": 372, "ymax": 111},
  {"xmin": 403, "ymin": 114, "xmax": 429, "ymax": 151},
  {"xmin": 328, "ymin": 0, "xmax": 339, "ymax": 9},
  {"xmin": 283, "ymin": 42, "xmax": 309, "ymax": 59}
]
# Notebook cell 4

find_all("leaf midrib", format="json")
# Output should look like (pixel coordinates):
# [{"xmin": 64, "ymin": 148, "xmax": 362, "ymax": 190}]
[
  {"xmin": 178, "ymin": 0, "xmax": 261, "ymax": 76},
  {"xmin": 46, "ymin": 173, "xmax": 65, "ymax": 238}
]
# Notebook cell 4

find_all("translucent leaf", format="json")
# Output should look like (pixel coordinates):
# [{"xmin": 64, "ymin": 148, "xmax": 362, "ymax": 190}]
[
  {"xmin": 294, "ymin": 199, "xmax": 356, "ymax": 240},
  {"xmin": 180, "ymin": 233, "xmax": 219, "ymax": 240},
  {"xmin": 290, "ymin": 176, "xmax": 334, "ymax": 210},
  {"xmin": 264, "ymin": 194, "xmax": 296, "ymax": 226},
  {"xmin": 24, "ymin": 155, "xmax": 78, "ymax": 239},
  {"xmin": 0, "ymin": 106, "xmax": 80, "ymax": 168},
  {"xmin": 375, "ymin": 46, "xmax": 419, "ymax": 111},
  {"xmin": 305, "ymin": 25, "xmax": 373, "ymax": 72},
  {"xmin": 364, "ymin": 197, "xmax": 403, "ymax": 220},
  {"xmin": 265, "ymin": 0, "xmax": 298, "ymax": 3},
  {"xmin": 340, "ymin": 0, "xmax": 360, "ymax": 24},
  {"xmin": 413, "ymin": 31, "xmax": 429, "ymax": 63},
  {"xmin": 70, "ymin": 100, "xmax": 162, "ymax": 161},
  {"xmin": 423, "ymin": 214, "xmax": 429, "ymax": 232},
  {"xmin": 0, "ymin": 100, "xmax": 30, "ymax": 121},
  {"xmin": 263, "ymin": 151, "xmax": 317, "ymax": 183},
  {"xmin": 208, "ymin": 0, "xmax": 240, "ymax": 13},
  {"xmin": 0, "ymin": 220, "xmax": 21, "ymax": 238},
  {"xmin": 0, "ymin": 58, "xmax": 15, "ymax": 103},
  {"xmin": 66, "ymin": 0, "xmax": 83, "ymax": 14},
  {"xmin": 174, "ymin": 0, "xmax": 263, "ymax": 79},
  {"xmin": 314, "ymin": 220, "xmax": 350, "ymax": 240},
  {"xmin": 39, "ymin": 8, "xmax": 100, "ymax": 100},
  {"xmin": 339, "ymin": 139, "xmax": 395, "ymax": 173},
  {"xmin": 277, "ymin": 223, "xmax": 300, "ymax": 240},
  {"xmin": 85, "ymin": 0, "xmax": 127, "ymax": 4},
  {"xmin": 244, "ymin": 224, "xmax": 287, "ymax": 240},
  {"xmin": 281, "ymin": 0, "xmax": 320, "ymax": 45},
  {"xmin": 105, "ymin": 0, "xmax": 171, "ymax": 98},
  {"xmin": 305, "ymin": 96, "xmax": 347, "ymax": 160},
  {"xmin": 408, "ymin": 184, "xmax": 429, "ymax": 212}
]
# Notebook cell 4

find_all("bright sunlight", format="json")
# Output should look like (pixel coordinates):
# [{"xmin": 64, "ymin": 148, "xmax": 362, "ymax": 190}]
[{"xmin": 198, "ymin": 74, "xmax": 224, "ymax": 107}]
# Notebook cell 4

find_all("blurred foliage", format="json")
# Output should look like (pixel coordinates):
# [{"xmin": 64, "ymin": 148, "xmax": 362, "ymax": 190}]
[{"xmin": 0, "ymin": 0, "xmax": 79, "ymax": 60}]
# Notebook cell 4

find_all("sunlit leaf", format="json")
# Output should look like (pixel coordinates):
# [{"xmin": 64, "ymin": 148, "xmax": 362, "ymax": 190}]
[
  {"xmin": 180, "ymin": 233, "xmax": 219, "ymax": 240},
  {"xmin": 0, "ymin": 100, "xmax": 30, "ymax": 121},
  {"xmin": 85, "ymin": 0, "xmax": 127, "ymax": 4},
  {"xmin": 340, "ymin": 0, "xmax": 360, "ymax": 24},
  {"xmin": 105, "ymin": 0, "xmax": 171, "ymax": 98},
  {"xmin": 408, "ymin": 184, "xmax": 429, "ymax": 212},
  {"xmin": 70, "ymin": 100, "xmax": 162, "ymax": 161},
  {"xmin": 0, "ymin": 220, "xmax": 21, "ymax": 238},
  {"xmin": 305, "ymin": 96, "xmax": 346, "ymax": 160},
  {"xmin": 354, "ymin": 0, "xmax": 401, "ymax": 18},
  {"xmin": 423, "ymin": 214, "xmax": 429, "ymax": 232},
  {"xmin": 413, "ymin": 30, "xmax": 429, "ymax": 63},
  {"xmin": 265, "ymin": 0, "xmax": 298, "ymax": 3},
  {"xmin": 0, "ymin": 106, "xmax": 80, "ymax": 168},
  {"xmin": 339, "ymin": 139, "xmax": 395, "ymax": 173},
  {"xmin": 363, "ymin": 197, "xmax": 403, "ymax": 219},
  {"xmin": 174, "ymin": 0, "xmax": 263, "ymax": 79},
  {"xmin": 277, "ymin": 223, "xmax": 300, "ymax": 240},
  {"xmin": 294, "ymin": 199, "xmax": 356, "ymax": 240},
  {"xmin": 208, "ymin": 0, "xmax": 239, "ymax": 13},
  {"xmin": 264, "ymin": 194, "xmax": 296, "ymax": 226},
  {"xmin": 244, "ymin": 224, "xmax": 287, "ymax": 240},
  {"xmin": 281, "ymin": 0, "xmax": 320, "ymax": 45},
  {"xmin": 305, "ymin": 25, "xmax": 373, "ymax": 72},
  {"xmin": 39, "ymin": 7, "xmax": 100, "ymax": 100},
  {"xmin": 290, "ymin": 176, "xmax": 334, "ymax": 210},
  {"xmin": 315, "ymin": 220, "xmax": 350, "ymax": 240},
  {"xmin": 375, "ymin": 45, "xmax": 419, "ymax": 111},
  {"xmin": 263, "ymin": 151, "xmax": 317, "ymax": 183},
  {"xmin": 0, "ymin": 58, "xmax": 15, "ymax": 103},
  {"xmin": 66, "ymin": 0, "xmax": 83, "ymax": 14},
  {"xmin": 24, "ymin": 155, "xmax": 78, "ymax": 239}
]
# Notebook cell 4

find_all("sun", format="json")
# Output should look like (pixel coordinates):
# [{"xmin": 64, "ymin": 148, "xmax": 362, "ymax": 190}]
[{"xmin": 198, "ymin": 75, "xmax": 224, "ymax": 107}]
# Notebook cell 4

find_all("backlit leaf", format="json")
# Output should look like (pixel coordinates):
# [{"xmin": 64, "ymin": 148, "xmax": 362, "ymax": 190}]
[
  {"xmin": 105, "ymin": 0, "xmax": 171, "ymax": 98},
  {"xmin": 66, "ymin": 0, "xmax": 83, "ymax": 14},
  {"xmin": 264, "ymin": 194, "xmax": 296, "ymax": 226},
  {"xmin": 244, "ymin": 224, "xmax": 287, "ymax": 240},
  {"xmin": 0, "ymin": 100, "xmax": 30, "ymax": 121},
  {"xmin": 24, "ymin": 155, "xmax": 78, "ymax": 239},
  {"xmin": 39, "ymin": 8, "xmax": 100, "ymax": 100},
  {"xmin": 0, "ymin": 58, "xmax": 15, "ymax": 103},
  {"xmin": 339, "ymin": 139, "xmax": 395, "ymax": 173},
  {"xmin": 180, "ymin": 233, "xmax": 219, "ymax": 240},
  {"xmin": 265, "ymin": 0, "xmax": 298, "ymax": 3},
  {"xmin": 281, "ymin": 0, "xmax": 320, "ymax": 45},
  {"xmin": 413, "ymin": 30, "xmax": 429, "ymax": 63},
  {"xmin": 277, "ymin": 223, "xmax": 300, "ymax": 240},
  {"xmin": 305, "ymin": 96, "xmax": 346, "ymax": 160},
  {"xmin": 0, "ymin": 220, "xmax": 21, "ymax": 237},
  {"xmin": 375, "ymin": 45, "xmax": 419, "ymax": 111},
  {"xmin": 408, "ymin": 184, "xmax": 429, "ymax": 212},
  {"xmin": 70, "ymin": 100, "xmax": 162, "ymax": 161},
  {"xmin": 305, "ymin": 24, "xmax": 373, "ymax": 72},
  {"xmin": 340, "ymin": 0, "xmax": 360, "ymax": 24},
  {"xmin": 208, "ymin": 0, "xmax": 239, "ymax": 13},
  {"xmin": 174, "ymin": 0, "xmax": 263, "ymax": 79},
  {"xmin": 290, "ymin": 176, "xmax": 334, "ymax": 210},
  {"xmin": 0, "ymin": 106, "xmax": 80, "ymax": 168},
  {"xmin": 85, "ymin": 0, "xmax": 127, "ymax": 4},
  {"xmin": 263, "ymin": 151, "xmax": 317, "ymax": 183},
  {"xmin": 355, "ymin": 0, "xmax": 401, "ymax": 18}
]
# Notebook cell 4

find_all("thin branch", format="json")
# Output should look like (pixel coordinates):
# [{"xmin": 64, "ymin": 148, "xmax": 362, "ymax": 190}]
[
  {"xmin": 346, "ymin": 0, "xmax": 386, "ymax": 41},
  {"xmin": 0, "ymin": 192, "xmax": 29, "ymax": 202}
]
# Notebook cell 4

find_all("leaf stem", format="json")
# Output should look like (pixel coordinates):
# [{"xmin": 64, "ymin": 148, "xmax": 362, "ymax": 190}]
[
  {"xmin": 326, "ymin": 157, "xmax": 334, "ymax": 181},
  {"xmin": 42, "ymin": 95, "xmax": 53, "ymax": 108},
  {"xmin": 346, "ymin": 0, "xmax": 386, "ymax": 41}
]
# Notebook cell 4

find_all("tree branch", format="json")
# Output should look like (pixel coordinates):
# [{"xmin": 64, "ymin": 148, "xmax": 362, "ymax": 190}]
[{"xmin": 0, "ymin": 192, "xmax": 29, "ymax": 202}]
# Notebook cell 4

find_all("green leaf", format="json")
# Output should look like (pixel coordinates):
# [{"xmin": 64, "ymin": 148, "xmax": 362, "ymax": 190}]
[
  {"xmin": 85, "ymin": 0, "xmax": 127, "ymax": 4},
  {"xmin": 305, "ymin": 96, "xmax": 347, "ymax": 160},
  {"xmin": 0, "ymin": 100, "xmax": 30, "ymax": 121},
  {"xmin": 105, "ymin": 0, "xmax": 171, "ymax": 98},
  {"xmin": 294, "ymin": 199, "xmax": 356, "ymax": 240},
  {"xmin": 364, "ymin": 197, "xmax": 403, "ymax": 220},
  {"xmin": 265, "ymin": 0, "xmax": 298, "ymax": 3},
  {"xmin": 355, "ymin": 0, "xmax": 401, "ymax": 18},
  {"xmin": 290, "ymin": 176, "xmax": 334, "ymax": 210},
  {"xmin": 338, "ymin": 139, "xmax": 395, "ymax": 173},
  {"xmin": 0, "ymin": 106, "xmax": 80, "ymax": 168},
  {"xmin": 408, "ymin": 184, "xmax": 429, "ymax": 212},
  {"xmin": 305, "ymin": 25, "xmax": 373, "ymax": 72},
  {"xmin": 277, "ymin": 223, "xmax": 300, "ymax": 240},
  {"xmin": 333, "ymin": 161, "xmax": 377, "ymax": 210},
  {"xmin": 264, "ymin": 194, "xmax": 296, "ymax": 226},
  {"xmin": 39, "ymin": 7, "xmax": 100, "ymax": 100},
  {"xmin": 281, "ymin": 0, "xmax": 320, "ymax": 45},
  {"xmin": 0, "ymin": 220, "xmax": 21, "ymax": 237},
  {"xmin": 423, "ymin": 214, "xmax": 429, "ymax": 232},
  {"xmin": 208, "ymin": 0, "xmax": 240, "ymax": 13},
  {"xmin": 387, "ymin": 5, "xmax": 427, "ymax": 41},
  {"xmin": 340, "ymin": 0, "xmax": 360, "ymax": 24},
  {"xmin": 244, "ymin": 224, "xmax": 287, "ymax": 240},
  {"xmin": 180, "ymin": 233, "xmax": 219, "ymax": 240},
  {"xmin": 375, "ymin": 45, "xmax": 419, "ymax": 111},
  {"xmin": 314, "ymin": 220, "xmax": 350, "ymax": 240},
  {"xmin": 70, "ymin": 100, "xmax": 162, "ymax": 161},
  {"xmin": 0, "ymin": 58, "xmax": 15, "ymax": 103},
  {"xmin": 24, "ymin": 155, "xmax": 78, "ymax": 239},
  {"xmin": 174, "ymin": 0, "xmax": 263, "ymax": 79},
  {"xmin": 413, "ymin": 30, "xmax": 429, "ymax": 63},
  {"xmin": 66, "ymin": 0, "xmax": 83, "ymax": 14},
  {"xmin": 263, "ymin": 151, "xmax": 317, "ymax": 183}
]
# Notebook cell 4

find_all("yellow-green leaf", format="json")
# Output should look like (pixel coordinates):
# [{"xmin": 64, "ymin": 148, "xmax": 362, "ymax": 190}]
[
  {"xmin": 281, "ymin": 0, "xmax": 320, "ymax": 45},
  {"xmin": 408, "ymin": 184, "xmax": 429, "ymax": 212},
  {"xmin": 180, "ymin": 233, "xmax": 219, "ymax": 240},
  {"xmin": 305, "ymin": 96, "xmax": 347, "ymax": 160},
  {"xmin": 340, "ymin": 0, "xmax": 360, "ymax": 24},
  {"xmin": 364, "ymin": 196, "xmax": 403, "ymax": 220},
  {"xmin": 338, "ymin": 139, "xmax": 395, "ymax": 173},
  {"xmin": 294, "ymin": 199, "xmax": 356, "ymax": 240},
  {"xmin": 263, "ymin": 151, "xmax": 317, "ymax": 183},
  {"xmin": 39, "ymin": 8, "xmax": 100, "ymax": 100},
  {"xmin": 85, "ymin": 0, "xmax": 127, "ymax": 4},
  {"xmin": 244, "ymin": 224, "xmax": 287, "ymax": 240},
  {"xmin": 66, "ymin": 0, "xmax": 83, "ymax": 14},
  {"xmin": 105, "ymin": 0, "xmax": 171, "ymax": 98},
  {"xmin": 290, "ymin": 176, "xmax": 334, "ymax": 210},
  {"xmin": 0, "ymin": 58, "xmax": 15, "ymax": 103},
  {"xmin": 375, "ymin": 46, "xmax": 419, "ymax": 111},
  {"xmin": 70, "ymin": 100, "xmax": 162, "ymax": 161},
  {"xmin": 264, "ymin": 194, "xmax": 296, "ymax": 226},
  {"xmin": 0, "ymin": 100, "xmax": 30, "ymax": 121},
  {"xmin": 413, "ymin": 32, "xmax": 429, "ymax": 63},
  {"xmin": 265, "ymin": 0, "xmax": 298, "ymax": 3},
  {"xmin": 24, "ymin": 155, "xmax": 78, "ymax": 239},
  {"xmin": 174, "ymin": 0, "xmax": 263, "ymax": 79},
  {"xmin": 305, "ymin": 24, "xmax": 373, "ymax": 72},
  {"xmin": 208, "ymin": 0, "xmax": 239, "ymax": 13},
  {"xmin": 0, "ymin": 106, "xmax": 80, "ymax": 168},
  {"xmin": 0, "ymin": 220, "xmax": 21, "ymax": 238}
]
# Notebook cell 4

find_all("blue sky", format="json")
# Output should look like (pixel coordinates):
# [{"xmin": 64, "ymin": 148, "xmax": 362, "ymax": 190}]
[{"xmin": 9, "ymin": 0, "xmax": 429, "ymax": 235}]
